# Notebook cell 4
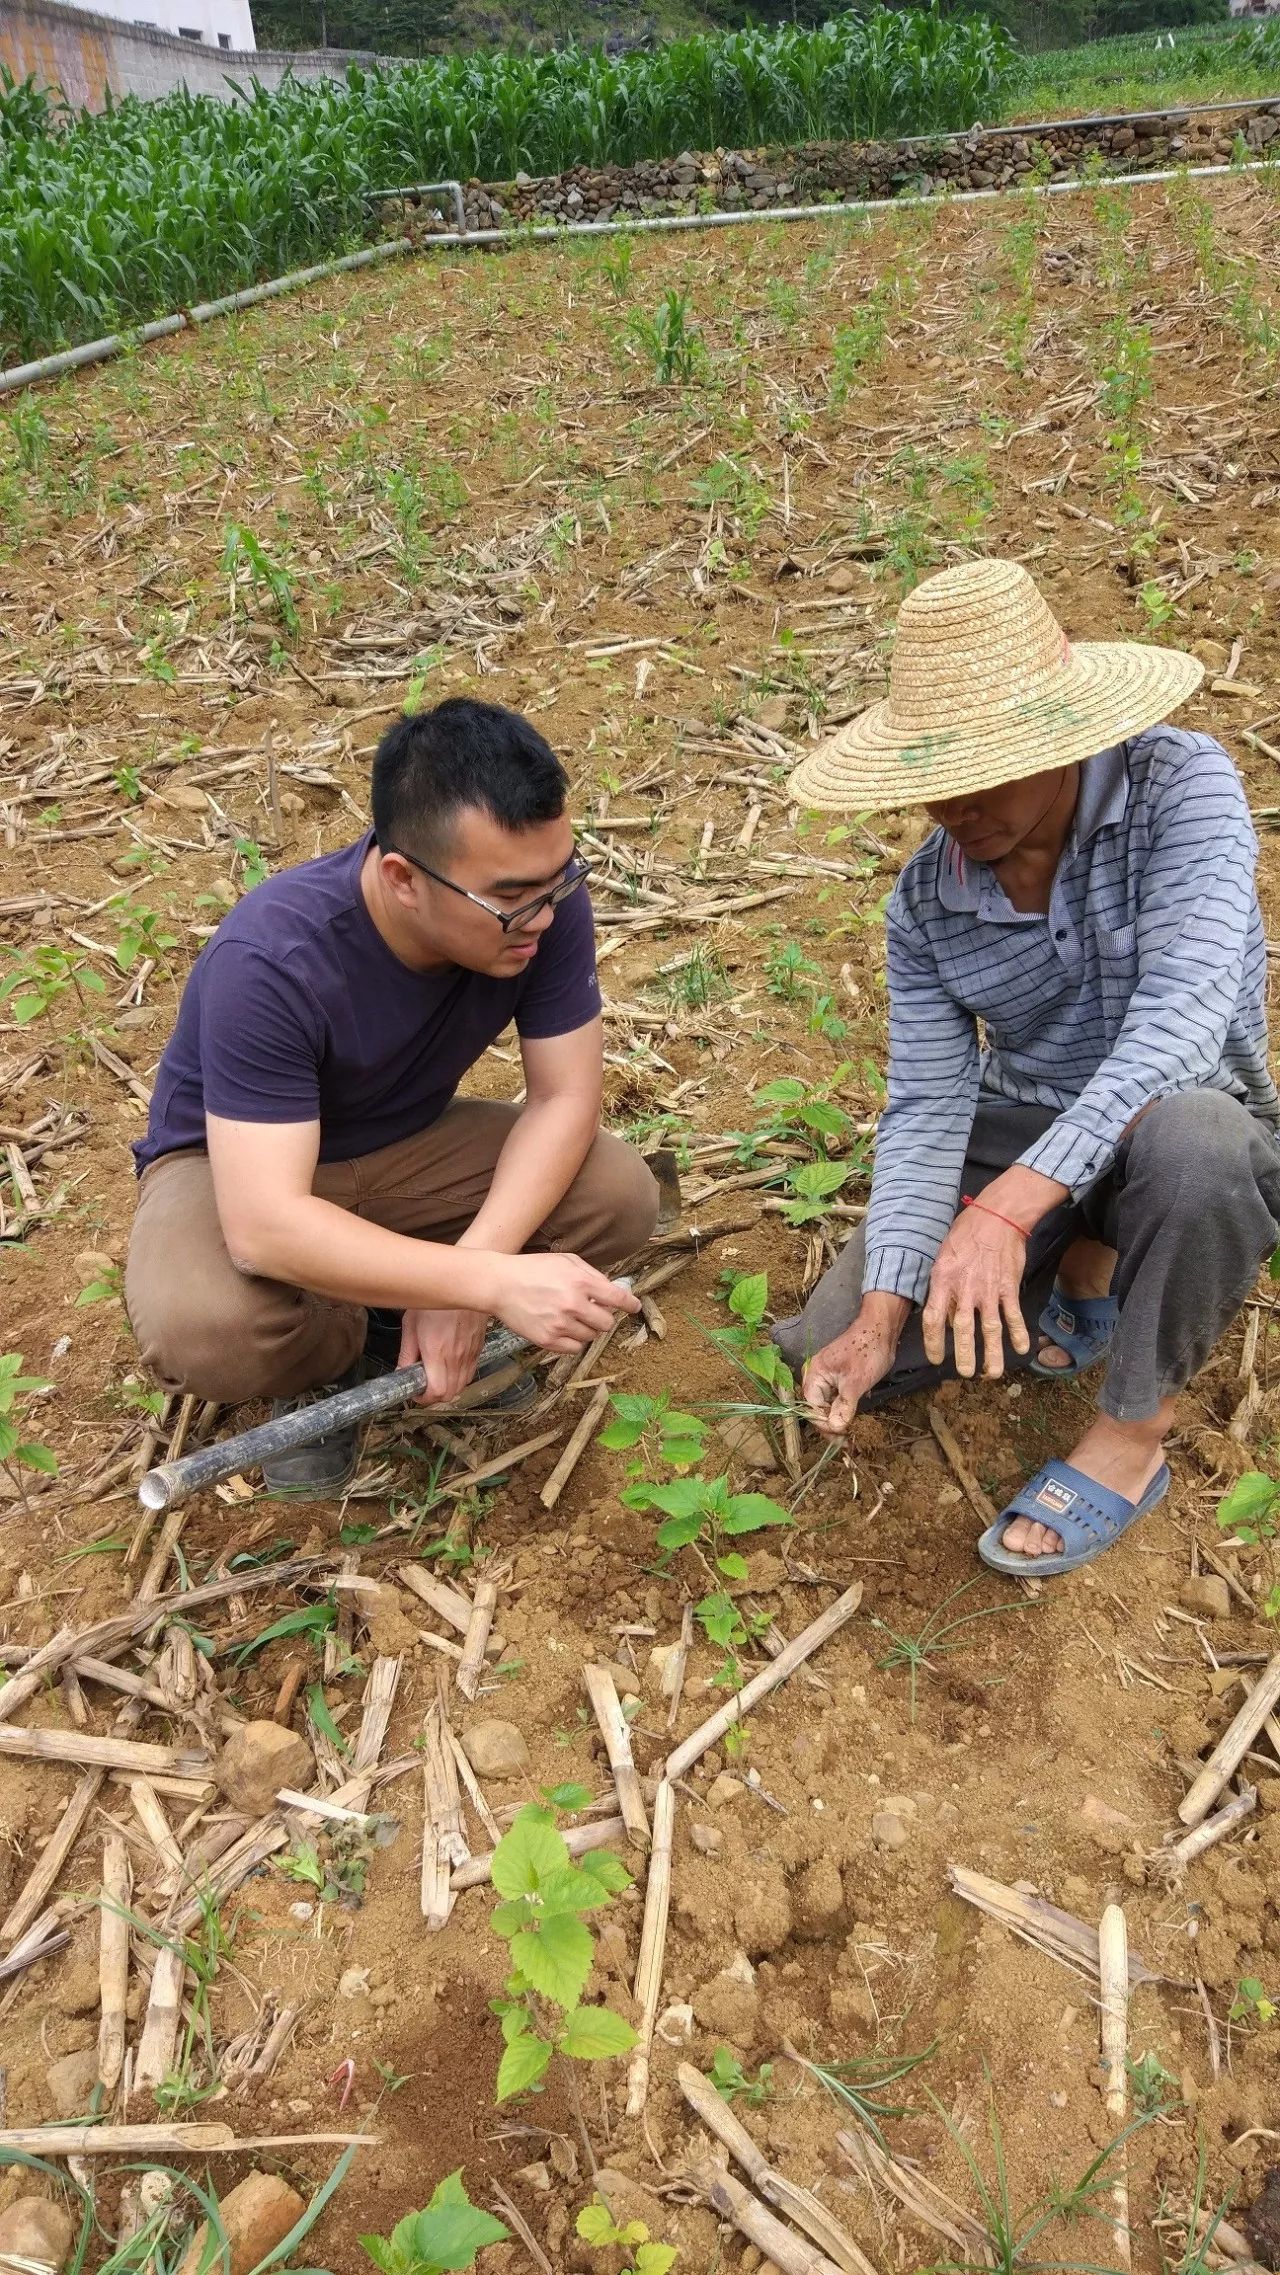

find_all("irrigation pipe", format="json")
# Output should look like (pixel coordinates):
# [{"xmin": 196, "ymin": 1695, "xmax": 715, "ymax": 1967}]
[{"xmin": 1, "ymin": 153, "xmax": 1275, "ymax": 397}]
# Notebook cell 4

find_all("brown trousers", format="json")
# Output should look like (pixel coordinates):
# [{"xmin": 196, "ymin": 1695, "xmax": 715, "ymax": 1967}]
[{"xmin": 125, "ymin": 1101, "xmax": 660, "ymax": 1403}]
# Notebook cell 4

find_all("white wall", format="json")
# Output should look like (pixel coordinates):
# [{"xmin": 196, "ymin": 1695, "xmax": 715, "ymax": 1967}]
[{"xmin": 65, "ymin": 0, "xmax": 255, "ymax": 50}]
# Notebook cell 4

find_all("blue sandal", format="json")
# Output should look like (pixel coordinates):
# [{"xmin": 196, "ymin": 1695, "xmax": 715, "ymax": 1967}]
[
  {"xmin": 1028, "ymin": 1288, "xmax": 1118, "ymax": 1381},
  {"xmin": 977, "ymin": 1458, "xmax": 1170, "ymax": 1578}
]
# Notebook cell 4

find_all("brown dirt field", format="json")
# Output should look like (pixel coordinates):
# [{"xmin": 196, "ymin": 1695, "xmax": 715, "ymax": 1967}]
[{"xmin": 1, "ymin": 171, "xmax": 1280, "ymax": 2272}]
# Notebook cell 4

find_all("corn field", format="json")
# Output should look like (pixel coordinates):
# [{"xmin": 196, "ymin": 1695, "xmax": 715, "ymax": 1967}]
[{"xmin": 0, "ymin": 6, "xmax": 1019, "ymax": 364}]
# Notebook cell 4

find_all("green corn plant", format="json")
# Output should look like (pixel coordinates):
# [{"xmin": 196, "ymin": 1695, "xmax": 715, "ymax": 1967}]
[
  {"xmin": 628, "ymin": 288, "xmax": 705, "ymax": 384},
  {"xmin": 221, "ymin": 521, "xmax": 300, "ymax": 638}
]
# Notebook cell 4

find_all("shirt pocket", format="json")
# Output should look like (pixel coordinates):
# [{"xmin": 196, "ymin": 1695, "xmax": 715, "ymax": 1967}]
[{"xmin": 1096, "ymin": 921, "xmax": 1139, "ymax": 1035}]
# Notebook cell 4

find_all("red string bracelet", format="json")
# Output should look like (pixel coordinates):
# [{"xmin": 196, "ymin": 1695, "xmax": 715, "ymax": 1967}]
[{"xmin": 961, "ymin": 1194, "xmax": 1031, "ymax": 1239}]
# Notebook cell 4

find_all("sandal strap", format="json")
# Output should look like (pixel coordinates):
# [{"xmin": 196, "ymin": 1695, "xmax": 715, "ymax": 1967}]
[{"xmin": 997, "ymin": 1460, "xmax": 1144, "ymax": 1555}]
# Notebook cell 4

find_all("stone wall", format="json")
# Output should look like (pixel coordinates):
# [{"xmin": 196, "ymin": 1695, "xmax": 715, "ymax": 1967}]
[
  {"xmin": 441, "ymin": 100, "xmax": 1280, "ymax": 234},
  {"xmin": 0, "ymin": 0, "xmax": 395, "ymax": 107}
]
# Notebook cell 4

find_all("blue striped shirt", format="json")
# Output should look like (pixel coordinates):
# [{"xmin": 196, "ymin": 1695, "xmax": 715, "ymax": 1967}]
[{"xmin": 863, "ymin": 727, "xmax": 1279, "ymax": 1307}]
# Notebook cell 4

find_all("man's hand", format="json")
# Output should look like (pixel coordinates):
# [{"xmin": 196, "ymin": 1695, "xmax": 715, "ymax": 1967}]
[
  {"xmin": 802, "ymin": 1293, "xmax": 910, "ymax": 1436},
  {"xmin": 922, "ymin": 1206, "xmax": 1029, "ymax": 1379},
  {"xmin": 400, "ymin": 1306, "xmax": 489, "ymax": 1405},
  {"xmin": 495, "ymin": 1252, "xmax": 639, "ymax": 1353}
]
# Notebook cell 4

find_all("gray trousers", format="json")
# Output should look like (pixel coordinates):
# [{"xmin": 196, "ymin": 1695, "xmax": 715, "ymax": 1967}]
[{"xmin": 772, "ymin": 1090, "xmax": 1280, "ymax": 1422}]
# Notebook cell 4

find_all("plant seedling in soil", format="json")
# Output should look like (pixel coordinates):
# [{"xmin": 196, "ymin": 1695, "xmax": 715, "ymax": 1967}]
[
  {"xmin": 576, "ymin": 2198, "xmax": 677, "ymax": 2272},
  {"xmin": 488, "ymin": 1803, "xmax": 636, "ymax": 2123},
  {"xmin": 1217, "ymin": 1469, "xmax": 1280, "ymax": 1543},
  {"xmin": 1127, "ymin": 2048, "xmax": 1180, "ymax": 2114},
  {"xmin": 360, "ymin": 2168, "xmax": 508, "ymax": 2274},
  {"xmin": 1230, "ymin": 1975, "xmax": 1276, "ymax": 2026},
  {"xmin": 0, "ymin": 1352, "xmax": 57, "ymax": 1503},
  {"xmin": 803, "ymin": 2039, "xmax": 938, "ymax": 2148},
  {"xmin": 871, "ymin": 1580, "xmax": 1030, "ymax": 1720},
  {"xmin": 628, "ymin": 289, "xmax": 705, "ymax": 384},
  {"xmin": 0, "ymin": 941, "xmax": 105, "ymax": 1024},
  {"xmin": 708, "ymin": 2045, "xmax": 774, "ymax": 2106},
  {"xmin": 923, "ymin": 2084, "xmax": 1157, "ymax": 2273}
]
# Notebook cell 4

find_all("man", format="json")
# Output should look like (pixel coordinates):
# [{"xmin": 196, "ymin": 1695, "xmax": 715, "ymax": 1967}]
[
  {"xmin": 126, "ymin": 697, "xmax": 657, "ymax": 1497},
  {"xmin": 774, "ymin": 557, "xmax": 1280, "ymax": 1576}
]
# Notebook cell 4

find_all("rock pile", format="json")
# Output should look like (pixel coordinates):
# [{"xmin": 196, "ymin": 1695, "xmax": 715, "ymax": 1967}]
[{"xmin": 387, "ymin": 101, "xmax": 1280, "ymax": 238}]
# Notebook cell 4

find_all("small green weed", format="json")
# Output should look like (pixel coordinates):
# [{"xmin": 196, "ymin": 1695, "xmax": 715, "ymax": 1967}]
[
  {"xmin": 709, "ymin": 2045, "xmax": 773, "ymax": 2106},
  {"xmin": 0, "ymin": 1353, "xmax": 57, "ymax": 1501},
  {"xmin": 360, "ymin": 2169, "xmax": 509, "ymax": 2273},
  {"xmin": 576, "ymin": 2197, "xmax": 676, "ymax": 2274}
]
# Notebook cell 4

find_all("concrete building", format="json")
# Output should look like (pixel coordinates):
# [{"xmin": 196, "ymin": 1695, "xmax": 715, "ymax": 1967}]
[{"xmin": 84, "ymin": 0, "xmax": 256, "ymax": 50}]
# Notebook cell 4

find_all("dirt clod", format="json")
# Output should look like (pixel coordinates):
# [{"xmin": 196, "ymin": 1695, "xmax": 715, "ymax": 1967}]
[
  {"xmin": 689, "ymin": 1822, "xmax": 723, "ymax": 1856},
  {"xmin": 734, "ymin": 1862, "xmax": 793, "ymax": 1955},
  {"xmin": 793, "ymin": 1855, "xmax": 846, "ymax": 1937},
  {"xmin": 706, "ymin": 1773, "xmax": 745, "ymax": 1809},
  {"xmin": 45, "ymin": 2049, "xmax": 99, "ymax": 2118},
  {"xmin": 1179, "ymin": 1575, "xmax": 1233, "ymax": 1620},
  {"xmin": 215, "ymin": 1720, "xmax": 314, "ymax": 1815},
  {"xmin": 461, "ymin": 1718, "xmax": 530, "ymax": 1778},
  {"xmin": 176, "ymin": 2172, "xmax": 306, "ymax": 2275},
  {"xmin": 693, "ymin": 1955, "xmax": 759, "ymax": 2044},
  {"xmin": 0, "ymin": 2197, "xmax": 74, "ymax": 2273}
]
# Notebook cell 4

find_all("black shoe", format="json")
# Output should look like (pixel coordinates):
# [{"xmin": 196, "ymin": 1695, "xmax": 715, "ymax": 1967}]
[
  {"xmin": 262, "ymin": 1362, "xmax": 365, "ymax": 1501},
  {"xmin": 364, "ymin": 1306, "xmax": 404, "ymax": 1371}
]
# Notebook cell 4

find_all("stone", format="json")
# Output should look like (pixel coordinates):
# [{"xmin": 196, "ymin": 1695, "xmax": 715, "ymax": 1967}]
[
  {"xmin": 55, "ymin": 1958, "xmax": 101, "ymax": 2016},
  {"xmin": 692, "ymin": 1956, "xmax": 759, "ymax": 2044},
  {"xmin": 793, "ymin": 1855, "xmax": 845, "ymax": 1938},
  {"xmin": 359, "ymin": 1580, "xmax": 419, "ymax": 1654},
  {"xmin": 215, "ymin": 1721, "xmax": 313, "ymax": 1816},
  {"xmin": 177, "ymin": 2173, "xmax": 306, "ymax": 2275},
  {"xmin": 462, "ymin": 1719, "xmax": 530, "ymax": 1779},
  {"xmin": 655, "ymin": 2001, "xmax": 695, "ymax": 2045},
  {"xmin": 0, "ymin": 2199, "xmax": 74, "ymax": 2273},
  {"xmin": 871, "ymin": 1808, "xmax": 911, "ymax": 1852},
  {"xmin": 163, "ymin": 784, "xmax": 210, "ymax": 812},
  {"xmin": 716, "ymin": 1415, "xmax": 779, "ymax": 1474},
  {"xmin": 1179, "ymin": 1576, "xmax": 1232, "ymax": 1621},
  {"xmin": 825, "ymin": 562, "xmax": 858, "ymax": 593},
  {"xmin": 1079, "ymin": 1794, "xmax": 1137, "ymax": 1854},
  {"xmin": 755, "ymin": 696, "xmax": 790, "ymax": 734},
  {"xmin": 46, "ymin": 2048, "xmax": 99, "ymax": 2117},
  {"xmin": 278, "ymin": 789, "xmax": 306, "ymax": 815},
  {"xmin": 689, "ymin": 1822, "xmax": 723, "ymax": 1856},
  {"xmin": 706, "ymin": 1773, "xmax": 745, "ymax": 1810},
  {"xmin": 734, "ymin": 1863, "xmax": 793, "ymax": 1957},
  {"xmin": 74, "ymin": 1248, "xmax": 117, "ymax": 1279},
  {"xmin": 602, "ymin": 1660, "xmax": 642, "ymax": 1699}
]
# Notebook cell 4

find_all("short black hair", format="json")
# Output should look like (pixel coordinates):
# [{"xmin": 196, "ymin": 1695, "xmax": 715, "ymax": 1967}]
[{"xmin": 371, "ymin": 698, "xmax": 569, "ymax": 862}]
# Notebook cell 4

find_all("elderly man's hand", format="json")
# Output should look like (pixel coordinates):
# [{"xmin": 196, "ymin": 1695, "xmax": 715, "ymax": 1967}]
[
  {"xmin": 802, "ymin": 1293, "xmax": 910, "ymax": 1435},
  {"xmin": 923, "ymin": 1205, "xmax": 1030, "ymax": 1379}
]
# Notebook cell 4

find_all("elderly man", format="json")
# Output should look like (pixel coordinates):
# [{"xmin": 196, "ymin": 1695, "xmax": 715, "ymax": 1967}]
[
  {"xmin": 774, "ymin": 558, "xmax": 1280, "ymax": 1575},
  {"xmin": 126, "ymin": 697, "xmax": 656, "ymax": 1498}
]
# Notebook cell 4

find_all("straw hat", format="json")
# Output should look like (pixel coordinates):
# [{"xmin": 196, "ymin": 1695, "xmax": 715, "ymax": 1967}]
[{"xmin": 788, "ymin": 558, "xmax": 1203, "ymax": 812}]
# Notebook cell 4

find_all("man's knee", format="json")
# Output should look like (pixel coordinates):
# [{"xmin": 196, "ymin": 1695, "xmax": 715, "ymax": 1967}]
[
  {"xmin": 128, "ymin": 1284, "xmax": 262, "ymax": 1403},
  {"xmin": 1130, "ymin": 1089, "xmax": 1257, "ymax": 1177},
  {"xmin": 567, "ymin": 1136, "xmax": 661, "ymax": 1266}
]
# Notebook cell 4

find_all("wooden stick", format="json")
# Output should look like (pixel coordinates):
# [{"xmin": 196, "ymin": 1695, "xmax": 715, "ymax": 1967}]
[
  {"xmin": 1179, "ymin": 1651, "xmax": 1280, "ymax": 1826},
  {"xmin": 0, "ymin": 1553, "xmax": 332, "ymax": 1724},
  {"xmin": 446, "ymin": 1728, "xmax": 502, "ymax": 1845},
  {"xmin": 351, "ymin": 1655, "xmax": 402, "ymax": 1778},
  {"xmin": 452, "ymin": 1816, "xmax": 625, "ymax": 1891},
  {"xmin": 583, "ymin": 1665, "xmax": 650, "ymax": 1850},
  {"xmin": 1157, "ymin": 1785, "xmax": 1257, "ymax": 1877},
  {"xmin": 928, "ymin": 1403, "xmax": 998, "ymax": 1525},
  {"xmin": 129, "ymin": 1777, "xmax": 184, "ymax": 1897},
  {"xmin": 540, "ymin": 1381, "xmax": 610, "ymax": 1511},
  {"xmin": 1099, "ymin": 1903, "xmax": 1132, "ymax": 2268},
  {"xmin": 666, "ymin": 1582, "xmax": 863, "ymax": 1781},
  {"xmin": 626, "ymin": 1780, "xmax": 674, "ymax": 2117},
  {"xmin": 420, "ymin": 1697, "xmax": 468, "ymax": 1932},
  {"xmin": 679, "ymin": 2065, "xmax": 877, "ymax": 2275},
  {"xmin": 948, "ymin": 1865, "xmax": 1159, "ymax": 1987},
  {"xmin": 0, "ymin": 2124, "xmax": 375, "ymax": 2155},
  {"xmin": 689, "ymin": 2160, "xmax": 845, "ymax": 2275},
  {"xmin": 0, "ymin": 1727, "xmax": 209, "ymax": 1777},
  {"xmin": 133, "ymin": 1938, "xmax": 187, "ymax": 2092},
  {"xmin": 166, "ymin": 1822, "xmax": 289, "ymax": 1935},
  {"xmin": 665, "ymin": 1603, "xmax": 694, "ymax": 1733},
  {"xmin": 1, "ymin": 1768, "xmax": 105, "ymax": 1945},
  {"xmin": 456, "ymin": 1577, "xmax": 499, "ymax": 1704},
  {"xmin": 395, "ymin": 1564, "xmax": 504, "ymax": 1657},
  {"xmin": 98, "ymin": 1834, "xmax": 131, "ymax": 2092}
]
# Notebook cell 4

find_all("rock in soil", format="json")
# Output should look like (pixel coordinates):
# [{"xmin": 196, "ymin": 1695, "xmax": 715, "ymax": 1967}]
[
  {"xmin": 215, "ymin": 1721, "xmax": 314, "ymax": 1815},
  {"xmin": 690, "ymin": 1822, "xmax": 723, "ymax": 1856},
  {"xmin": 0, "ymin": 2197, "xmax": 74, "ymax": 2272},
  {"xmin": 462, "ymin": 1718, "xmax": 530, "ymax": 1779},
  {"xmin": 692, "ymin": 1955, "xmax": 759, "ymax": 2044},
  {"xmin": 1079, "ymin": 1793, "xmax": 1137, "ymax": 1853},
  {"xmin": 177, "ymin": 2173, "xmax": 305, "ymax": 2275},
  {"xmin": 734, "ymin": 1863, "xmax": 792, "ymax": 1956},
  {"xmin": 1179, "ymin": 1575, "xmax": 1233, "ymax": 1620},
  {"xmin": 871, "ymin": 1807, "xmax": 912, "ymax": 1852},
  {"xmin": 706, "ymin": 1773, "xmax": 745, "ymax": 1810},
  {"xmin": 45, "ymin": 2048, "xmax": 100, "ymax": 2117},
  {"xmin": 1243, "ymin": 2166, "xmax": 1280, "ymax": 2269}
]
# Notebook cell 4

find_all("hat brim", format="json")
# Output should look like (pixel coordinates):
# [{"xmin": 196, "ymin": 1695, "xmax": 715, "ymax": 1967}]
[{"xmin": 788, "ymin": 640, "xmax": 1205, "ymax": 812}]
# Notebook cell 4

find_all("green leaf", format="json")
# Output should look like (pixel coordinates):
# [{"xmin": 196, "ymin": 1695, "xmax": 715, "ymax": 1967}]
[
  {"xmin": 576, "ymin": 2202, "xmax": 624, "ymax": 2246},
  {"xmin": 717, "ymin": 1552, "xmax": 749, "ymax": 1581},
  {"xmin": 491, "ymin": 1809, "xmax": 568, "ymax": 1900},
  {"xmin": 1219, "ymin": 1472, "xmax": 1280, "ymax": 1528},
  {"xmin": 357, "ymin": 2238, "xmax": 397, "ymax": 2273},
  {"xmin": 578, "ymin": 1848, "xmax": 633, "ymax": 1894},
  {"xmin": 656, "ymin": 1510, "xmax": 706, "ymax": 1554},
  {"xmin": 405, "ymin": 2169, "xmax": 510, "ymax": 2269},
  {"xmin": 728, "ymin": 1272, "xmax": 769, "ymax": 1329},
  {"xmin": 499, "ymin": 2003, "xmax": 531, "ymax": 2045},
  {"xmin": 233, "ymin": 1600, "xmax": 335, "ymax": 1666},
  {"xmin": 512, "ymin": 1913, "xmax": 594, "ymax": 2007},
  {"xmin": 16, "ymin": 1441, "xmax": 57, "ymax": 1475},
  {"xmin": 721, "ymin": 1492, "xmax": 792, "ymax": 1536},
  {"xmin": 634, "ymin": 2245, "xmax": 678, "ymax": 2274},
  {"xmin": 541, "ymin": 1782, "xmax": 593, "ymax": 1813},
  {"xmin": 307, "ymin": 1685, "xmax": 351, "ymax": 1758},
  {"xmin": 697, "ymin": 1594, "xmax": 742, "ymax": 1650},
  {"xmin": 599, "ymin": 1417, "xmax": 648, "ymax": 1451},
  {"xmin": 535, "ymin": 1864, "xmax": 612, "ymax": 1916},
  {"xmin": 639, "ymin": 1478, "xmax": 707, "ymax": 1521},
  {"xmin": 496, "ymin": 2030, "xmax": 553, "ymax": 2102},
  {"xmin": 559, "ymin": 2003, "xmax": 638, "ymax": 2059}
]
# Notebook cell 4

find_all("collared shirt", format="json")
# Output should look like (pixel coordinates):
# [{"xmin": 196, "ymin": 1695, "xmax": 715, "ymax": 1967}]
[{"xmin": 862, "ymin": 726, "xmax": 1279, "ymax": 1307}]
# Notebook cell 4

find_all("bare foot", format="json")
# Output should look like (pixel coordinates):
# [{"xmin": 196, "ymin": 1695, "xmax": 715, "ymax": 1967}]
[
  {"xmin": 1035, "ymin": 1237, "xmax": 1118, "ymax": 1371},
  {"xmin": 1000, "ymin": 1398, "xmax": 1176, "ymax": 1557}
]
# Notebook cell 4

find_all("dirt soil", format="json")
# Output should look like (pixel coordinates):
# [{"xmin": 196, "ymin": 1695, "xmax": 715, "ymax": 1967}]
[{"xmin": 1, "ymin": 173, "xmax": 1280, "ymax": 2272}]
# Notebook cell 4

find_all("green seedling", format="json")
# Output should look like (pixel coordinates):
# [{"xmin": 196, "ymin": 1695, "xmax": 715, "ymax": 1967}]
[
  {"xmin": 0, "ymin": 942, "xmax": 105, "ymax": 1024},
  {"xmin": 576, "ymin": 2198, "xmax": 676, "ymax": 2273},
  {"xmin": 599, "ymin": 234, "xmax": 634, "ymax": 298},
  {"xmin": 732, "ymin": 1069, "xmax": 854, "ymax": 1168},
  {"xmin": 925, "ymin": 2082, "xmax": 1156, "ymax": 2274},
  {"xmin": 0, "ymin": 1353, "xmax": 57, "ymax": 1501},
  {"xmin": 599, "ymin": 1392, "xmax": 708, "ymax": 1474},
  {"xmin": 1217, "ymin": 1469, "xmax": 1280, "ymax": 1543},
  {"xmin": 233, "ymin": 1596, "xmax": 338, "ymax": 1666},
  {"xmin": 107, "ymin": 895, "xmax": 178, "ymax": 975},
  {"xmin": 1127, "ymin": 2049, "xmax": 1179, "ymax": 2114},
  {"xmin": 360, "ymin": 2169, "xmax": 509, "ymax": 2274},
  {"xmin": 803, "ymin": 2040, "xmax": 938, "ymax": 2149},
  {"xmin": 765, "ymin": 938, "xmax": 822, "ymax": 999},
  {"xmin": 235, "ymin": 837, "xmax": 271, "ymax": 890},
  {"xmin": 709, "ymin": 2045, "xmax": 774, "ymax": 2106},
  {"xmin": 628, "ymin": 289, "xmax": 705, "ymax": 384},
  {"xmin": 76, "ymin": 1263, "xmax": 123, "ymax": 1307},
  {"xmin": 1230, "ymin": 1975, "xmax": 1276, "ymax": 2026},
  {"xmin": 872, "ymin": 1579, "xmax": 1029, "ymax": 1720},
  {"xmin": 488, "ymin": 1804, "xmax": 636, "ymax": 2108},
  {"xmin": 221, "ymin": 521, "xmax": 300, "ymax": 638},
  {"xmin": 710, "ymin": 1270, "xmax": 795, "ymax": 1409},
  {"xmin": 661, "ymin": 945, "xmax": 730, "ymax": 1012}
]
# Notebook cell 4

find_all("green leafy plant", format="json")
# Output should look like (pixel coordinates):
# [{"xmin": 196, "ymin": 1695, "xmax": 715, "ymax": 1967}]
[
  {"xmin": 1128, "ymin": 2049, "xmax": 1179, "ymax": 2115},
  {"xmin": 709, "ymin": 2045, "xmax": 774, "ymax": 2106},
  {"xmin": 107, "ymin": 894, "xmax": 178, "ymax": 975},
  {"xmin": 576, "ymin": 2198, "xmax": 676, "ymax": 2273},
  {"xmin": 802, "ymin": 2040, "xmax": 938, "ymax": 2149},
  {"xmin": 628, "ymin": 289, "xmax": 705, "ymax": 384},
  {"xmin": 1230, "ymin": 1975, "xmax": 1276, "ymax": 2026},
  {"xmin": 0, "ymin": 1353, "xmax": 57, "ymax": 1501},
  {"xmin": 1217, "ymin": 1470, "xmax": 1280, "ymax": 1544},
  {"xmin": 360, "ymin": 2169, "xmax": 509, "ymax": 2273},
  {"xmin": 489, "ymin": 1804, "xmax": 636, "ymax": 2109},
  {"xmin": 599, "ymin": 1392, "xmax": 708, "ymax": 1474},
  {"xmin": 872, "ymin": 1580, "xmax": 1028, "ymax": 1720},
  {"xmin": 222, "ymin": 521, "xmax": 300, "ymax": 638},
  {"xmin": 0, "ymin": 942, "xmax": 105, "ymax": 1025}
]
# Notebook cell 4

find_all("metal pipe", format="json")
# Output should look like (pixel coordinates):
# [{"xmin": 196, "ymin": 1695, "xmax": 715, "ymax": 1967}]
[
  {"xmin": 361, "ymin": 177, "xmax": 467, "ymax": 231},
  {"xmin": 2, "ymin": 154, "xmax": 1274, "ymax": 398}
]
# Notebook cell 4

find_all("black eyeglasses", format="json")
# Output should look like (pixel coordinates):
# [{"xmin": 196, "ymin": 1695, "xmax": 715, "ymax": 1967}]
[{"xmin": 388, "ymin": 847, "xmax": 594, "ymax": 934}]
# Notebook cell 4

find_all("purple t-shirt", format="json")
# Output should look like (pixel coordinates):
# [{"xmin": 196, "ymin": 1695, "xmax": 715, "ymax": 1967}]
[{"xmin": 133, "ymin": 832, "xmax": 602, "ymax": 1174}]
